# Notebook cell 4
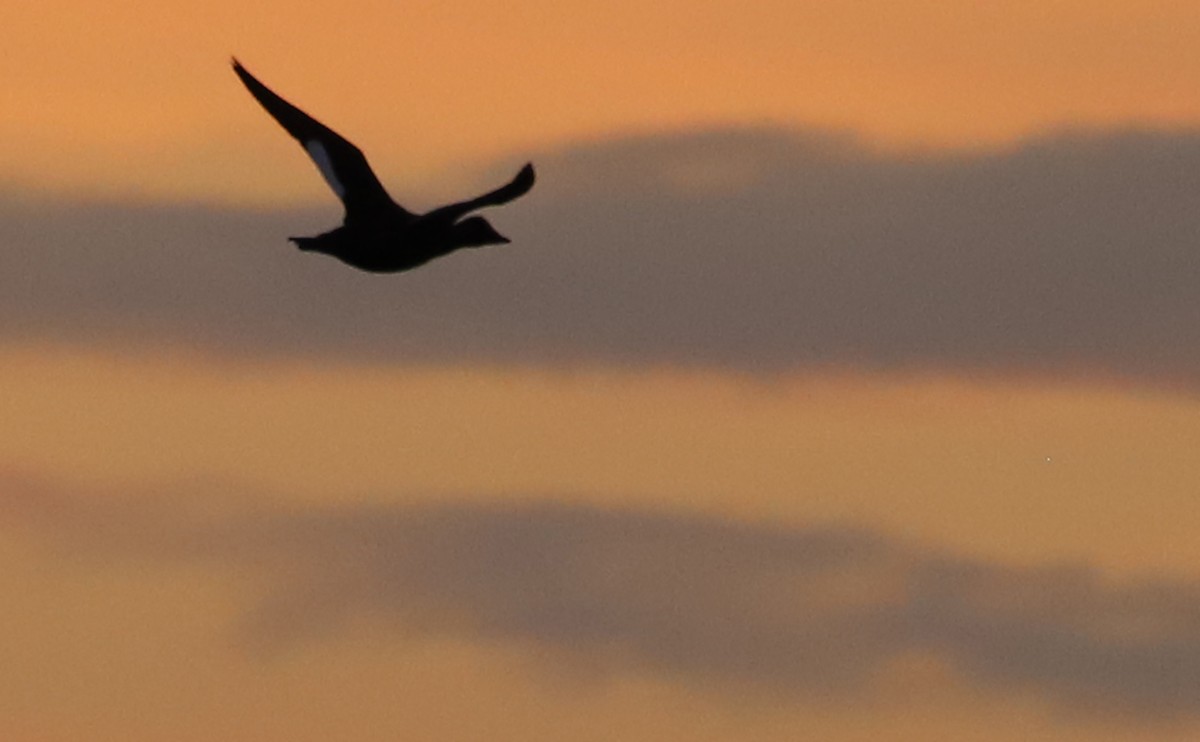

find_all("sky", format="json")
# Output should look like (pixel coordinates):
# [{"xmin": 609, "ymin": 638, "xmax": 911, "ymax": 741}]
[{"xmin": 5, "ymin": 1, "xmax": 1200, "ymax": 739}]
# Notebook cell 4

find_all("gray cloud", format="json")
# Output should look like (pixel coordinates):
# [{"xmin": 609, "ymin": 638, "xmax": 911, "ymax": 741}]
[
  {"xmin": 4, "ymin": 127, "xmax": 1200, "ymax": 379},
  {"xmin": 9, "ymin": 479, "xmax": 1200, "ymax": 719}
]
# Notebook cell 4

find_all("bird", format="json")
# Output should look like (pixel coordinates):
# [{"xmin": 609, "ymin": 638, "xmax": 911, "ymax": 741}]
[{"xmin": 231, "ymin": 58, "xmax": 535, "ymax": 273}]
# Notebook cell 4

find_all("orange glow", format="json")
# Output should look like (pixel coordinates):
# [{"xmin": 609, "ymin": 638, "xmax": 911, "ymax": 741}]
[
  {"xmin": 3, "ymin": 347, "xmax": 1200, "ymax": 739},
  {"xmin": 5, "ymin": 0, "xmax": 1200, "ymax": 200},
  {"xmin": 2, "ymin": 345, "xmax": 1199, "ymax": 576}
]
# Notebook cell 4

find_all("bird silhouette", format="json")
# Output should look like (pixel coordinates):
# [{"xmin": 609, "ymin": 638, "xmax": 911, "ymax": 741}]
[{"xmin": 232, "ymin": 58, "xmax": 535, "ymax": 273}]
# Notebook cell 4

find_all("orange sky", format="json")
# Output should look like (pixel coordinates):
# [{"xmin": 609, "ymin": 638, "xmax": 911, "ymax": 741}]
[
  {"xmin": 5, "ymin": 0, "xmax": 1200, "ymax": 200},
  {"xmin": 3, "ymin": 346, "xmax": 1199, "ymax": 574},
  {"xmin": 6, "ymin": 1, "xmax": 1200, "ymax": 739},
  {"xmin": 4, "ymin": 349, "xmax": 1200, "ymax": 740}
]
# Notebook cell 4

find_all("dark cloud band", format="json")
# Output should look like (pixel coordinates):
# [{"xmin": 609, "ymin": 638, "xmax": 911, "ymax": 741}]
[
  {"xmin": 4, "ymin": 127, "xmax": 1200, "ymax": 380},
  {"xmin": 10, "ymin": 478, "xmax": 1200, "ymax": 719}
]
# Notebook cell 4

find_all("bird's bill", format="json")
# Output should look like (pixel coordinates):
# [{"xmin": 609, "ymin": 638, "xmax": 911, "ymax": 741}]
[{"xmin": 288, "ymin": 237, "xmax": 319, "ymax": 251}]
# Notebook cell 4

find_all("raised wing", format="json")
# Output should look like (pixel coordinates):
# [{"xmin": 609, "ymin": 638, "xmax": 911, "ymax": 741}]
[
  {"xmin": 231, "ymin": 59, "xmax": 406, "ymax": 221},
  {"xmin": 422, "ymin": 164, "xmax": 536, "ymax": 225}
]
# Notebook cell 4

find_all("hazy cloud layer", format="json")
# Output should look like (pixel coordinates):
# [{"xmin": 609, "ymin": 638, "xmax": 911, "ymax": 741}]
[
  {"xmin": 5, "ymin": 127, "xmax": 1200, "ymax": 378},
  {"xmin": 9, "ymin": 479, "xmax": 1200, "ymax": 718}
]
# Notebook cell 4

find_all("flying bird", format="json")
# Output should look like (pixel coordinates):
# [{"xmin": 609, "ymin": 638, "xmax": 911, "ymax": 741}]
[{"xmin": 231, "ymin": 58, "xmax": 535, "ymax": 273}]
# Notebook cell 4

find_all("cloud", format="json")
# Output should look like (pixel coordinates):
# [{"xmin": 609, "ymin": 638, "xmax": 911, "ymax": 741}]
[
  {"xmin": 9, "ymin": 476, "xmax": 1200, "ymax": 719},
  {"xmin": 4, "ymin": 127, "xmax": 1200, "ymax": 380}
]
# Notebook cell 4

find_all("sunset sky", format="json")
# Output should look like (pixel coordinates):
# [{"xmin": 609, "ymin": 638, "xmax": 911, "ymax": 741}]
[{"xmin": 5, "ymin": 1, "xmax": 1200, "ymax": 739}]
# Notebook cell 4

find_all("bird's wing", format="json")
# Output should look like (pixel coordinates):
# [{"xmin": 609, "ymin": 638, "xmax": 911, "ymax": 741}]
[
  {"xmin": 421, "ymin": 164, "xmax": 536, "ymax": 224},
  {"xmin": 231, "ymin": 59, "xmax": 407, "ymax": 221}
]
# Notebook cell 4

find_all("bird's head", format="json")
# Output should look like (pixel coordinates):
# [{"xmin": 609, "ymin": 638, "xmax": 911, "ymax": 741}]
[{"xmin": 452, "ymin": 216, "xmax": 510, "ymax": 248}]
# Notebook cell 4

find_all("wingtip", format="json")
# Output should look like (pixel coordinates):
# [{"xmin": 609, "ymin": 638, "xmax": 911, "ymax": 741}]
[{"xmin": 518, "ymin": 162, "xmax": 536, "ymax": 188}]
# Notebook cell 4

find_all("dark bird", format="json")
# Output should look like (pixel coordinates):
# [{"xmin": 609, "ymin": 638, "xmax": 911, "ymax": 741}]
[{"xmin": 231, "ymin": 58, "xmax": 535, "ymax": 273}]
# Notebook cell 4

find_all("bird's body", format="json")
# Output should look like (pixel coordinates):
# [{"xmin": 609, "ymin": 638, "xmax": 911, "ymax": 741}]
[
  {"xmin": 290, "ymin": 213, "xmax": 502, "ymax": 273},
  {"xmin": 231, "ymin": 59, "xmax": 535, "ymax": 273}
]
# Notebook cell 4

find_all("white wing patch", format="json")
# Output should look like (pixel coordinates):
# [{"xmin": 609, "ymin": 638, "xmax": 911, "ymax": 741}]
[{"xmin": 304, "ymin": 140, "xmax": 346, "ymax": 199}]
